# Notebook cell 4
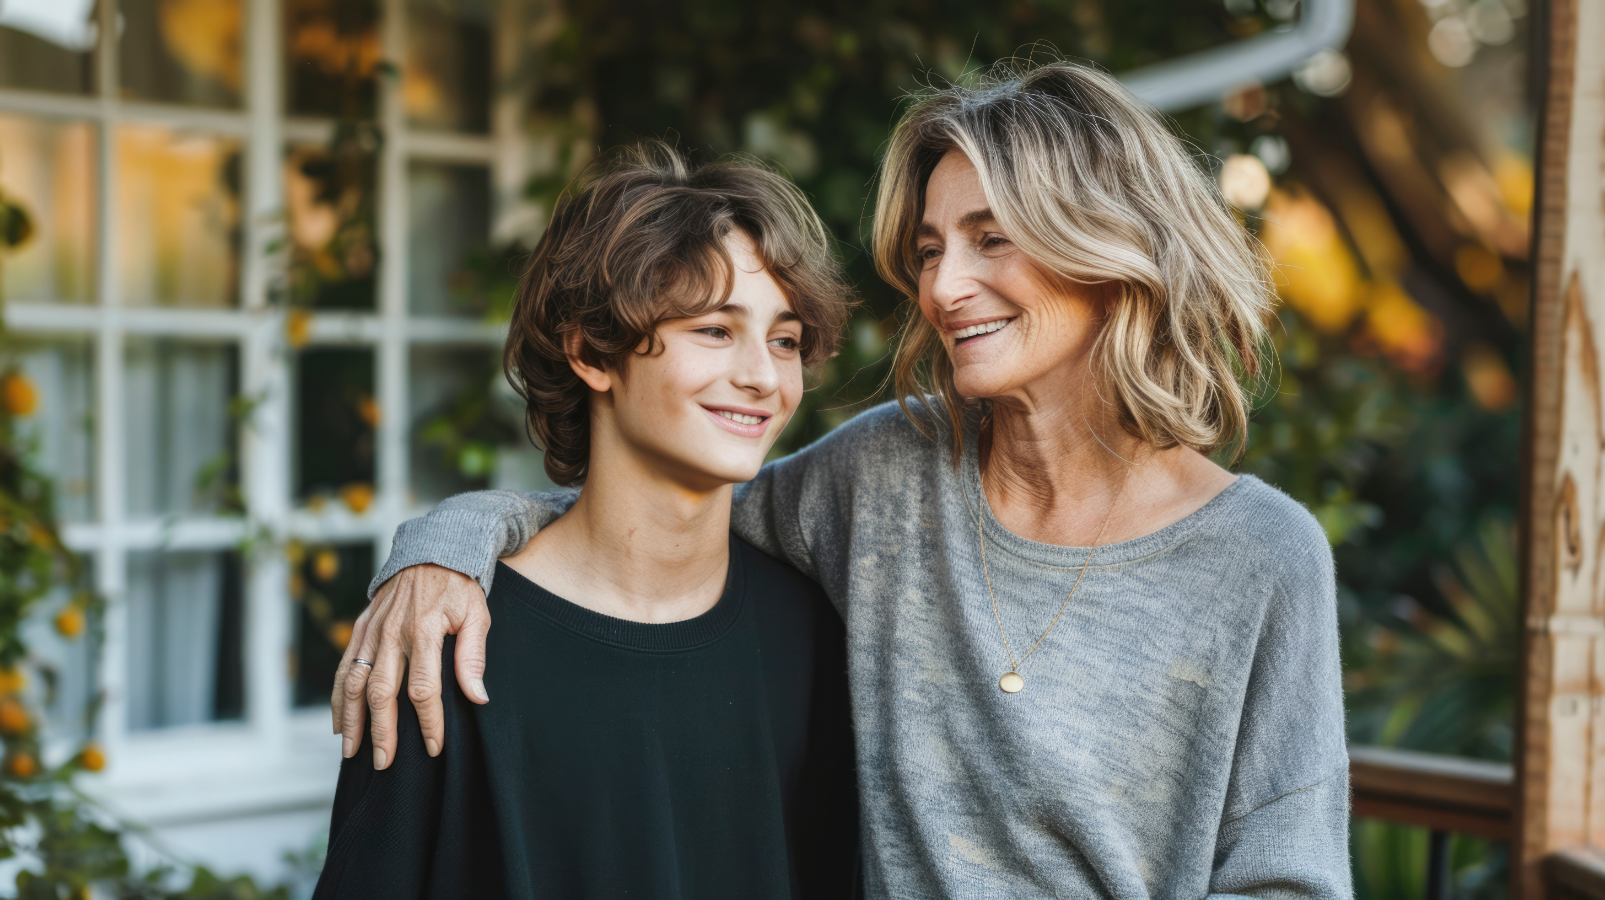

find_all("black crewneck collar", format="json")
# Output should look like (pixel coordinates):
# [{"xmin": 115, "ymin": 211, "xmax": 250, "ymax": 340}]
[{"xmin": 491, "ymin": 536, "xmax": 746, "ymax": 652}]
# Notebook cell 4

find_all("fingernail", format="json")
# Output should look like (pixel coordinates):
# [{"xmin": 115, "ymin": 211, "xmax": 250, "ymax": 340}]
[
  {"xmin": 374, "ymin": 747, "xmax": 387, "ymax": 769},
  {"xmin": 470, "ymin": 680, "xmax": 488, "ymax": 703},
  {"xmin": 342, "ymin": 736, "xmax": 354, "ymax": 758},
  {"xmin": 425, "ymin": 738, "xmax": 440, "ymax": 757}
]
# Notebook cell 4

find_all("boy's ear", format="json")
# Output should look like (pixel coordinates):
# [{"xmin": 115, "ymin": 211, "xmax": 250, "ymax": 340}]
[{"xmin": 564, "ymin": 330, "xmax": 613, "ymax": 393}]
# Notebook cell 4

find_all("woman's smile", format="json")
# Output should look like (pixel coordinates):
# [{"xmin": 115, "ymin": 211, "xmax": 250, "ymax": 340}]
[{"xmin": 949, "ymin": 316, "xmax": 1017, "ymax": 344}]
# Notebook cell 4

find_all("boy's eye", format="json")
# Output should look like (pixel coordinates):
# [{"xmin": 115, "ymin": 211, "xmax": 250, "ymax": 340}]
[
  {"xmin": 769, "ymin": 336, "xmax": 800, "ymax": 351},
  {"xmin": 696, "ymin": 326, "xmax": 731, "ymax": 340}
]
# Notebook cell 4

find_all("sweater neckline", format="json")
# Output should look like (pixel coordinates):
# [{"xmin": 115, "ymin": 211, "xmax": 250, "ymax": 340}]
[
  {"xmin": 490, "ymin": 536, "xmax": 746, "ymax": 652},
  {"xmin": 958, "ymin": 409, "xmax": 1256, "ymax": 570}
]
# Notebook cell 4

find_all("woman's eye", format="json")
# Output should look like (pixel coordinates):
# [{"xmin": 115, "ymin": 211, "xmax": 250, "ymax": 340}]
[
  {"xmin": 983, "ymin": 235, "xmax": 1010, "ymax": 249},
  {"xmin": 917, "ymin": 246, "xmax": 941, "ymax": 262}
]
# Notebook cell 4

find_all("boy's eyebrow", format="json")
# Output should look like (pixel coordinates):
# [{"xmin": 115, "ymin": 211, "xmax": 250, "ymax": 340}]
[
  {"xmin": 914, "ymin": 208, "xmax": 997, "ymax": 240},
  {"xmin": 715, "ymin": 303, "xmax": 801, "ymax": 325}
]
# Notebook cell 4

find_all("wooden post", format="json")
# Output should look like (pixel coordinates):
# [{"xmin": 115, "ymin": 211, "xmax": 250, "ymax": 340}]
[{"xmin": 1519, "ymin": 0, "xmax": 1605, "ymax": 894}]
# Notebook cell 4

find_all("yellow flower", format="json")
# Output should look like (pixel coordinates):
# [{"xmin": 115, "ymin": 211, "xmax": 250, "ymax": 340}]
[
  {"xmin": 2, "ymin": 373, "xmax": 37, "ymax": 416},
  {"xmin": 54, "ymin": 605, "xmax": 85, "ymax": 639},
  {"xmin": 285, "ymin": 540, "xmax": 306, "ymax": 566},
  {"xmin": 340, "ymin": 483, "xmax": 374, "ymax": 515},
  {"xmin": 357, "ymin": 396, "xmax": 381, "ymax": 428},
  {"xmin": 78, "ymin": 742, "xmax": 105, "ymax": 772},
  {"xmin": 313, "ymin": 548, "xmax": 340, "ymax": 582}
]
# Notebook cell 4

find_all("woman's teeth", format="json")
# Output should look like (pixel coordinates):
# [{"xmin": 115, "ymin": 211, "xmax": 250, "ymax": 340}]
[
  {"xmin": 717, "ymin": 410, "xmax": 766, "ymax": 425},
  {"xmin": 953, "ymin": 319, "xmax": 1013, "ymax": 340}
]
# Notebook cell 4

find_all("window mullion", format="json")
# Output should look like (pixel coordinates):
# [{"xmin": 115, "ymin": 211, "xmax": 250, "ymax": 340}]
[
  {"xmin": 91, "ymin": 0, "xmax": 128, "ymax": 755},
  {"xmin": 376, "ymin": 0, "xmax": 411, "ymax": 557},
  {"xmin": 240, "ymin": 0, "xmax": 292, "ymax": 747}
]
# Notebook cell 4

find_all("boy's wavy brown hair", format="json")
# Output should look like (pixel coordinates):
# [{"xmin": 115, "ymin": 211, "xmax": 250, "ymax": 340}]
[{"xmin": 505, "ymin": 142, "xmax": 851, "ymax": 486}]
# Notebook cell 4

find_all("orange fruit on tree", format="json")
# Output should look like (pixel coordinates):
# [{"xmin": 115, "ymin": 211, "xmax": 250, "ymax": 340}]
[
  {"xmin": 329, "ymin": 620, "xmax": 354, "ymax": 649},
  {"xmin": 313, "ymin": 548, "xmax": 340, "ymax": 582},
  {"xmin": 0, "ymin": 669, "xmax": 26, "ymax": 694},
  {"xmin": 339, "ymin": 483, "xmax": 374, "ymax": 514},
  {"xmin": 54, "ymin": 605, "xmax": 85, "ymax": 639},
  {"xmin": 78, "ymin": 743, "xmax": 105, "ymax": 772},
  {"xmin": 7, "ymin": 752, "xmax": 35, "ymax": 778},
  {"xmin": 2, "ymin": 373, "xmax": 37, "ymax": 416},
  {"xmin": 0, "ymin": 699, "xmax": 29, "ymax": 734}
]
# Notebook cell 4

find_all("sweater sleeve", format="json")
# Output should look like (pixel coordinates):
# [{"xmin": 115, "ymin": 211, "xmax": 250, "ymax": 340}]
[
  {"xmin": 1209, "ymin": 502, "xmax": 1352, "ymax": 899},
  {"xmin": 1207, "ymin": 767, "xmax": 1352, "ymax": 898},
  {"xmin": 368, "ymin": 489, "xmax": 578, "ymax": 600}
]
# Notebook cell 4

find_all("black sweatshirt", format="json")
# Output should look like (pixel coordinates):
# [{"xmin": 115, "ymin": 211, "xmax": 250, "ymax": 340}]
[{"xmin": 313, "ymin": 536, "xmax": 859, "ymax": 900}]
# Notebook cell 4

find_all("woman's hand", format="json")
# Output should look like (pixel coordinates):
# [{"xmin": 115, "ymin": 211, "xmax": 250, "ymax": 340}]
[{"xmin": 331, "ymin": 564, "xmax": 492, "ymax": 770}]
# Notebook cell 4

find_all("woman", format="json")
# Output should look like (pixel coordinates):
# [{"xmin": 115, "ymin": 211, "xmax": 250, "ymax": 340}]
[{"xmin": 337, "ymin": 60, "xmax": 1350, "ymax": 897}]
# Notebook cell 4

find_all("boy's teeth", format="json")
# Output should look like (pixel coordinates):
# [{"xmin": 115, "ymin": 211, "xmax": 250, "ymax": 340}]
[
  {"xmin": 954, "ymin": 319, "xmax": 1013, "ymax": 339},
  {"xmin": 717, "ymin": 410, "xmax": 764, "ymax": 426}
]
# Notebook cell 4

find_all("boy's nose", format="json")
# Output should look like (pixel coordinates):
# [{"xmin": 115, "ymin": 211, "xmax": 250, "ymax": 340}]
[{"xmin": 736, "ymin": 338, "xmax": 780, "ymax": 395}]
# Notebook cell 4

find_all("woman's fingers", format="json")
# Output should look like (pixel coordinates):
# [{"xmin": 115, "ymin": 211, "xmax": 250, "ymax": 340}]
[
  {"xmin": 340, "ymin": 605, "xmax": 383, "ymax": 758},
  {"xmin": 365, "ymin": 620, "xmax": 408, "ymax": 770},
  {"xmin": 408, "ymin": 620, "xmax": 447, "ymax": 757},
  {"xmin": 331, "ymin": 603, "xmax": 375, "ymax": 733},
  {"xmin": 454, "ymin": 589, "xmax": 492, "ymax": 705}
]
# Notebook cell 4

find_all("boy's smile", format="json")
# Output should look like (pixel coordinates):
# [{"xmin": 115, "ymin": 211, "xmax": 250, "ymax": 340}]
[{"xmin": 701, "ymin": 404, "xmax": 775, "ymax": 437}]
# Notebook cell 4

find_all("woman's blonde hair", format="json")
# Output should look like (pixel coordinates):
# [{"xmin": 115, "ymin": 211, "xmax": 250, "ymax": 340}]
[{"xmin": 873, "ymin": 60, "xmax": 1275, "ymax": 463}]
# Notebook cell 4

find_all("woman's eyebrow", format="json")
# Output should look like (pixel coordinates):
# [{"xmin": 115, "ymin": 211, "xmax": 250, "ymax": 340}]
[
  {"xmin": 955, "ymin": 208, "xmax": 996, "ymax": 230},
  {"xmin": 914, "ymin": 208, "xmax": 997, "ymax": 239}
]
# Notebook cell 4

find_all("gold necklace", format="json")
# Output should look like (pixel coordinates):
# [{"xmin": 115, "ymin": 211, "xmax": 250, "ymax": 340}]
[{"xmin": 978, "ymin": 465, "xmax": 1131, "ymax": 694}]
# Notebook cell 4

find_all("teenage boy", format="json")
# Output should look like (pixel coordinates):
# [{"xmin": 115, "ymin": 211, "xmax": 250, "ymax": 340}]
[{"xmin": 312, "ymin": 144, "xmax": 858, "ymax": 900}]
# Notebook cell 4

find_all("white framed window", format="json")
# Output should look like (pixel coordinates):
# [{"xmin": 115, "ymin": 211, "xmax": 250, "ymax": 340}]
[{"xmin": 0, "ymin": 0, "xmax": 542, "ymax": 879}]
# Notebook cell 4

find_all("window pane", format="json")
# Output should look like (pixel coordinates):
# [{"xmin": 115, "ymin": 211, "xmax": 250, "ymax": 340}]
[
  {"xmin": 14, "ymin": 339, "xmax": 95, "ymax": 523},
  {"xmin": 284, "ymin": 0, "xmax": 380, "ymax": 119},
  {"xmin": 407, "ymin": 162, "xmax": 489, "ymax": 316},
  {"xmin": 404, "ymin": 0, "xmax": 492, "ymax": 133},
  {"xmin": 0, "ymin": 115, "xmax": 96, "ymax": 305},
  {"xmin": 295, "ymin": 347, "xmax": 375, "ymax": 503},
  {"xmin": 126, "ymin": 550, "xmax": 245, "ymax": 730},
  {"xmin": 286, "ymin": 145, "xmax": 377, "ymax": 310},
  {"xmin": 291, "ymin": 542, "xmax": 370, "ymax": 707},
  {"xmin": 409, "ymin": 346, "xmax": 547, "ymax": 505},
  {"xmin": 119, "ymin": 0, "xmax": 243, "ymax": 107},
  {"xmin": 125, "ymin": 339, "xmax": 239, "ymax": 518},
  {"xmin": 0, "ymin": 1, "xmax": 96, "ymax": 94},
  {"xmin": 116, "ymin": 126, "xmax": 242, "ymax": 308},
  {"xmin": 25, "ymin": 574, "xmax": 98, "ymax": 743}
]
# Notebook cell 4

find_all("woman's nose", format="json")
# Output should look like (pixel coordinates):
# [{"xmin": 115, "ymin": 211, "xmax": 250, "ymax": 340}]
[{"xmin": 925, "ymin": 246, "xmax": 978, "ymax": 311}]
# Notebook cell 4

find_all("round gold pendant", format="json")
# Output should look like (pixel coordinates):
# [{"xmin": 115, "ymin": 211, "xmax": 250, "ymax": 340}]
[{"xmin": 999, "ymin": 672, "xmax": 1024, "ymax": 693}]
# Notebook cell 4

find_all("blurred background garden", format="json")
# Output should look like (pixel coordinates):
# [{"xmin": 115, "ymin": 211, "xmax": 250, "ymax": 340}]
[{"xmin": 0, "ymin": 0, "xmax": 1534, "ymax": 896}]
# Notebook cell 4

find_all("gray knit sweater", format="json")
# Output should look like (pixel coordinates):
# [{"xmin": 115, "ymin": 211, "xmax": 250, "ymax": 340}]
[{"xmin": 373, "ymin": 401, "xmax": 1352, "ymax": 899}]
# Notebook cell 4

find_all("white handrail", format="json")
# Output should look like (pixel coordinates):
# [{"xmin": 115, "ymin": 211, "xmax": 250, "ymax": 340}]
[{"xmin": 1119, "ymin": 0, "xmax": 1355, "ymax": 111}]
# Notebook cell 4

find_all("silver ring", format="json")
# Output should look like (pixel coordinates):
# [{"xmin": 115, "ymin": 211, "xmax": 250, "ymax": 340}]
[{"xmin": 353, "ymin": 658, "xmax": 374, "ymax": 669}]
